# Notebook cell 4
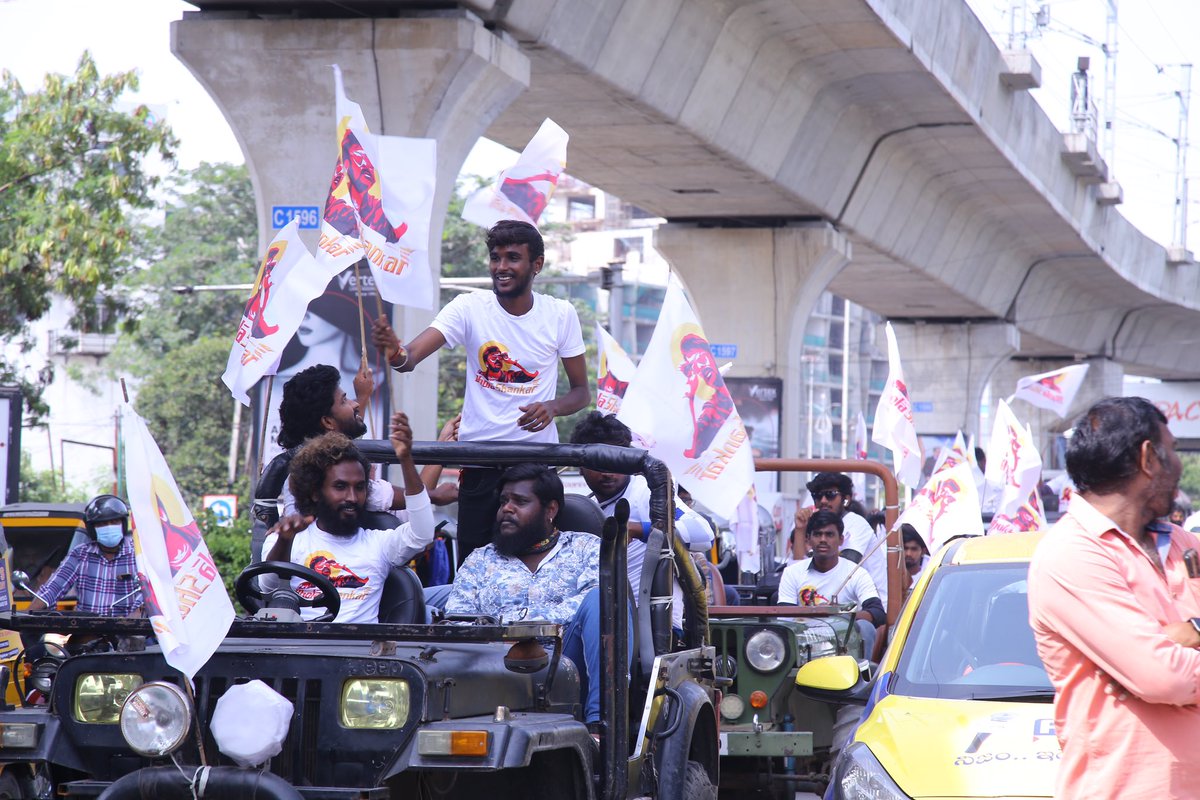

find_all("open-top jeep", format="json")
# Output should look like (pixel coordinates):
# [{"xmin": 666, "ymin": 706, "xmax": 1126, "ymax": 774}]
[
  {"xmin": 712, "ymin": 458, "xmax": 902, "ymax": 799},
  {"xmin": 0, "ymin": 441, "xmax": 719, "ymax": 800}
]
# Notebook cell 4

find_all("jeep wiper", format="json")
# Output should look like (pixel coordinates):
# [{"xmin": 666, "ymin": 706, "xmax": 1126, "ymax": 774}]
[{"xmin": 966, "ymin": 688, "xmax": 1055, "ymax": 702}]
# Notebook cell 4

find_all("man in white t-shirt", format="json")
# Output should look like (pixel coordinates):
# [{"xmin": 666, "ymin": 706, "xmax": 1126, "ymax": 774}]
[
  {"xmin": 794, "ymin": 471, "xmax": 888, "ymax": 608},
  {"xmin": 262, "ymin": 416, "xmax": 434, "ymax": 623},
  {"xmin": 779, "ymin": 510, "xmax": 885, "ymax": 658},
  {"xmin": 569, "ymin": 412, "xmax": 715, "ymax": 632},
  {"xmin": 372, "ymin": 220, "xmax": 590, "ymax": 563}
]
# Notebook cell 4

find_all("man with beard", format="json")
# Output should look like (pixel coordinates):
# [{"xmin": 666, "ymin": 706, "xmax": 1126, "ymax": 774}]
[
  {"xmin": 372, "ymin": 220, "xmax": 589, "ymax": 564},
  {"xmin": 261, "ymin": 417, "xmax": 434, "ymax": 623},
  {"xmin": 444, "ymin": 463, "xmax": 628, "ymax": 730},
  {"xmin": 1029, "ymin": 397, "xmax": 1200, "ymax": 799}
]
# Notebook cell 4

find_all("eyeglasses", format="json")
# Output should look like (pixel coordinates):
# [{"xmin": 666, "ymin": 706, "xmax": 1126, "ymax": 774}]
[{"xmin": 813, "ymin": 490, "xmax": 842, "ymax": 502}]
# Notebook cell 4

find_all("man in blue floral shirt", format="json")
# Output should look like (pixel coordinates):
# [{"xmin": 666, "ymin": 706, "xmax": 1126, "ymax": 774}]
[{"xmin": 446, "ymin": 463, "xmax": 625, "ymax": 727}]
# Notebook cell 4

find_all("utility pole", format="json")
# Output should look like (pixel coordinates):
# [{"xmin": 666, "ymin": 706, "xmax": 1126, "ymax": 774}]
[
  {"xmin": 1173, "ymin": 64, "xmax": 1193, "ymax": 253},
  {"xmin": 1102, "ymin": 0, "xmax": 1118, "ymax": 171}
]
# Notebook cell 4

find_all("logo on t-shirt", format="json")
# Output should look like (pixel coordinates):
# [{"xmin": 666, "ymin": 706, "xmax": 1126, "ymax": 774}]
[
  {"xmin": 299, "ymin": 550, "xmax": 368, "ymax": 600},
  {"xmin": 798, "ymin": 586, "xmax": 831, "ymax": 605},
  {"xmin": 475, "ymin": 340, "xmax": 541, "ymax": 394}
]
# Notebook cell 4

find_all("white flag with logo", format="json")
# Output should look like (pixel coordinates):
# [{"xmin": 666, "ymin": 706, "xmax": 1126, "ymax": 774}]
[
  {"xmin": 871, "ymin": 322, "xmax": 923, "ymax": 487},
  {"xmin": 894, "ymin": 460, "xmax": 983, "ymax": 553},
  {"xmin": 595, "ymin": 323, "xmax": 636, "ymax": 416},
  {"xmin": 931, "ymin": 431, "xmax": 970, "ymax": 476},
  {"xmin": 316, "ymin": 65, "xmax": 436, "ymax": 309},
  {"xmin": 985, "ymin": 400, "xmax": 1046, "ymax": 534},
  {"xmin": 618, "ymin": 275, "xmax": 755, "ymax": 517},
  {"xmin": 462, "ymin": 118, "xmax": 568, "ymax": 229},
  {"xmin": 221, "ymin": 219, "xmax": 338, "ymax": 405},
  {"xmin": 121, "ymin": 405, "xmax": 234, "ymax": 680},
  {"xmin": 1012, "ymin": 363, "xmax": 1090, "ymax": 419}
]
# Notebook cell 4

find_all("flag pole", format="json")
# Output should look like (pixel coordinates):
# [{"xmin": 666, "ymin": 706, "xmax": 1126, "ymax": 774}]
[
  {"xmin": 351, "ymin": 260, "xmax": 375, "ymax": 439},
  {"xmin": 373, "ymin": 287, "xmax": 395, "ymax": 416},
  {"xmin": 257, "ymin": 375, "xmax": 274, "ymax": 479}
]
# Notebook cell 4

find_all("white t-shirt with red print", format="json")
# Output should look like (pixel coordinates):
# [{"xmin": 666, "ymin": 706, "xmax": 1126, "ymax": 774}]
[{"xmin": 431, "ymin": 291, "xmax": 585, "ymax": 443}]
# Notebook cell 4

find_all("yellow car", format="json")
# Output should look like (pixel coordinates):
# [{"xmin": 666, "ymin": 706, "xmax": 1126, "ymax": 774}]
[{"xmin": 796, "ymin": 532, "xmax": 1060, "ymax": 799}]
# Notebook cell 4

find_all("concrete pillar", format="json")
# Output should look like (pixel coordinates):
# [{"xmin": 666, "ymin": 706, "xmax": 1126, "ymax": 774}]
[
  {"xmin": 172, "ymin": 11, "xmax": 529, "ymax": 436},
  {"xmin": 888, "ymin": 322, "xmax": 1020, "ymax": 442},
  {"xmin": 987, "ymin": 357, "xmax": 1124, "ymax": 467},
  {"xmin": 654, "ymin": 222, "xmax": 852, "ymax": 494}
]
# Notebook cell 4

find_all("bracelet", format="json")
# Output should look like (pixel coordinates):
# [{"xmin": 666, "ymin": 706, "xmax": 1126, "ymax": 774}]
[{"xmin": 390, "ymin": 346, "xmax": 409, "ymax": 370}]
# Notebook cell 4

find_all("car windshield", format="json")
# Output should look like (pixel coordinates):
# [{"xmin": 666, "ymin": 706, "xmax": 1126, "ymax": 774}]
[{"xmin": 893, "ymin": 562, "xmax": 1052, "ymax": 702}]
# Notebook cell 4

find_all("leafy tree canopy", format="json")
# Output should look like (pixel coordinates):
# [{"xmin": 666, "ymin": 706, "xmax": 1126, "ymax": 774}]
[{"xmin": 0, "ymin": 52, "xmax": 176, "ymax": 422}]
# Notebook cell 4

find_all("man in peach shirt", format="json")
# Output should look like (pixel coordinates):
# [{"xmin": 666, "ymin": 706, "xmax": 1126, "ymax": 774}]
[{"xmin": 1029, "ymin": 396, "xmax": 1200, "ymax": 799}]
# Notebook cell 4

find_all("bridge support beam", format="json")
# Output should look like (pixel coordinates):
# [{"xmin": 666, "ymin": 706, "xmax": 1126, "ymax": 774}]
[
  {"xmin": 654, "ymin": 222, "xmax": 851, "ymax": 494},
  {"xmin": 172, "ymin": 12, "xmax": 529, "ymax": 438},
  {"xmin": 988, "ymin": 357, "xmax": 1124, "ymax": 466},
  {"xmin": 888, "ymin": 322, "xmax": 1021, "ymax": 442}
]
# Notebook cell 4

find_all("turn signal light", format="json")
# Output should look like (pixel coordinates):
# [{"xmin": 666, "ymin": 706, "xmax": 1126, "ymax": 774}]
[
  {"xmin": 749, "ymin": 690, "xmax": 769, "ymax": 709},
  {"xmin": 417, "ymin": 729, "xmax": 490, "ymax": 757}
]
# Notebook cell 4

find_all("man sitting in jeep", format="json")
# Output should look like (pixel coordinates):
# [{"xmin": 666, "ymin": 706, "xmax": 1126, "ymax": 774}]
[
  {"xmin": 445, "ymin": 463, "xmax": 630, "ymax": 729},
  {"xmin": 260, "ymin": 413, "xmax": 434, "ymax": 623}
]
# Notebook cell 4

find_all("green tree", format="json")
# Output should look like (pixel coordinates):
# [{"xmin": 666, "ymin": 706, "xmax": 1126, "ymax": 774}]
[
  {"xmin": 434, "ymin": 181, "xmax": 488, "ymax": 426},
  {"xmin": 16, "ymin": 451, "xmax": 90, "ymax": 503},
  {"xmin": 0, "ymin": 52, "xmax": 176, "ymax": 422},
  {"xmin": 108, "ymin": 162, "xmax": 256, "ymax": 378},
  {"xmin": 195, "ymin": 509, "xmax": 252, "ymax": 611},
  {"xmin": 1179, "ymin": 453, "xmax": 1200, "ymax": 504},
  {"xmin": 134, "ymin": 336, "xmax": 248, "ymax": 506}
]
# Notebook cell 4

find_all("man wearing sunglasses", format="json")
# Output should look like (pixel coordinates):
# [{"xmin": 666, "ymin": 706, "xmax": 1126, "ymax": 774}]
[{"xmin": 793, "ymin": 472, "xmax": 887, "ymax": 607}]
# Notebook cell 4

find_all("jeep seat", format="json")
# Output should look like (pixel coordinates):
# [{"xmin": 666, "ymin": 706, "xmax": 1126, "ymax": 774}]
[{"xmin": 557, "ymin": 494, "xmax": 606, "ymax": 536}]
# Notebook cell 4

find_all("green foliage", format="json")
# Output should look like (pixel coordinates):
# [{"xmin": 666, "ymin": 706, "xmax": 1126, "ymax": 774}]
[
  {"xmin": 109, "ymin": 162, "xmax": 257, "ymax": 378},
  {"xmin": 195, "ymin": 508, "xmax": 252, "ymax": 612},
  {"xmin": 1179, "ymin": 453, "xmax": 1200, "ymax": 505},
  {"xmin": 16, "ymin": 451, "xmax": 90, "ymax": 503},
  {"xmin": 0, "ymin": 52, "xmax": 177, "ymax": 423},
  {"xmin": 134, "ymin": 336, "xmax": 248, "ymax": 506}
]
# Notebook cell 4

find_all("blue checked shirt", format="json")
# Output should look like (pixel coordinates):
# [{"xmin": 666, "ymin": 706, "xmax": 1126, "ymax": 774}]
[
  {"xmin": 34, "ymin": 537, "xmax": 143, "ymax": 616},
  {"xmin": 445, "ymin": 530, "xmax": 600, "ymax": 624}
]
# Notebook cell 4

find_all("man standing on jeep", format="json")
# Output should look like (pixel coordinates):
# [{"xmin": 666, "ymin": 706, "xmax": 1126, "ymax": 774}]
[
  {"xmin": 371, "ymin": 221, "xmax": 590, "ymax": 564},
  {"xmin": 260, "ymin": 414, "xmax": 434, "ymax": 623},
  {"xmin": 445, "ymin": 463, "xmax": 629, "ymax": 730},
  {"xmin": 794, "ymin": 471, "xmax": 887, "ymax": 607}
]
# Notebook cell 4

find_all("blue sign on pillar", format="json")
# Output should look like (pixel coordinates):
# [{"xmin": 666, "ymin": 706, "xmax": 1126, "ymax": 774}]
[
  {"xmin": 709, "ymin": 343, "xmax": 738, "ymax": 359},
  {"xmin": 271, "ymin": 206, "xmax": 320, "ymax": 230}
]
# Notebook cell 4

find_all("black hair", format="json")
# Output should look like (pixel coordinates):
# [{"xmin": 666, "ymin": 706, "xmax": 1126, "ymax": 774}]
[
  {"xmin": 1066, "ymin": 396, "xmax": 1168, "ymax": 494},
  {"xmin": 570, "ymin": 410, "xmax": 633, "ymax": 447},
  {"xmin": 973, "ymin": 447, "xmax": 987, "ymax": 472},
  {"xmin": 277, "ymin": 365, "xmax": 340, "ymax": 448},
  {"xmin": 486, "ymin": 220, "xmax": 544, "ymax": 263},
  {"xmin": 287, "ymin": 432, "xmax": 371, "ymax": 517},
  {"xmin": 900, "ymin": 523, "xmax": 930, "ymax": 555},
  {"xmin": 497, "ymin": 463, "xmax": 564, "ymax": 523},
  {"xmin": 806, "ymin": 471, "xmax": 853, "ymax": 497},
  {"xmin": 806, "ymin": 509, "xmax": 844, "ymax": 538}
]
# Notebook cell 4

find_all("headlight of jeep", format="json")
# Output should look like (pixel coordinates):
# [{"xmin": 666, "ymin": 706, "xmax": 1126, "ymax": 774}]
[
  {"xmin": 73, "ymin": 673, "xmax": 143, "ymax": 724},
  {"xmin": 341, "ymin": 678, "xmax": 409, "ymax": 729},
  {"xmin": 745, "ymin": 630, "xmax": 787, "ymax": 672},
  {"xmin": 832, "ymin": 742, "xmax": 911, "ymax": 800},
  {"xmin": 119, "ymin": 682, "xmax": 192, "ymax": 757}
]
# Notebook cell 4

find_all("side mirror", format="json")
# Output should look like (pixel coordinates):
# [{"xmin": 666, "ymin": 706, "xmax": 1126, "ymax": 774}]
[
  {"xmin": 794, "ymin": 655, "xmax": 870, "ymax": 705},
  {"xmin": 504, "ymin": 639, "xmax": 549, "ymax": 674},
  {"xmin": 12, "ymin": 571, "xmax": 31, "ymax": 593}
]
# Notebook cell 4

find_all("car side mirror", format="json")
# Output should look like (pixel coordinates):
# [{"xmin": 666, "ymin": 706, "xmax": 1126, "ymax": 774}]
[{"xmin": 794, "ymin": 655, "xmax": 870, "ymax": 705}]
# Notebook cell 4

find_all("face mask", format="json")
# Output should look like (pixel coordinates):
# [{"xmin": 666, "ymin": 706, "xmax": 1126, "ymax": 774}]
[{"xmin": 95, "ymin": 524, "xmax": 124, "ymax": 548}]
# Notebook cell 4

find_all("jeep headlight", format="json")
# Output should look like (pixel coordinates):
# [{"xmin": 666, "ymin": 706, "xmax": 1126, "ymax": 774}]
[
  {"xmin": 73, "ymin": 674, "xmax": 143, "ymax": 724},
  {"xmin": 119, "ymin": 682, "xmax": 192, "ymax": 757},
  {"xmin": 745, "ymin": 630, "xmax": 787, "ymax": 672},
  {"xmin": 341, "ymin": 678, "xmax": 409, "ymax": 729}
]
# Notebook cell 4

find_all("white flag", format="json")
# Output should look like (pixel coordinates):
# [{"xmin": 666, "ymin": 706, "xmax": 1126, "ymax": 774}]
[
  {"xmin": 316, "ymin": 65, "xmax": 436, "ymax": 309},
  {"xmin": 595, "ymin": 323, "xmax": 636, "ymax": 416},
  {"xmin": 1012, "ymin": 363, "xmax": 1090, "ymax": 419},
  {"xmin": 618, "ymin": 275, "xmax": 755, "ymax": 517},
  {"xmin": 462, "ymin": 118, "xmax": 568, "ymax": 229},
  {"xmin": 871, "ymin": 322, "xmax": 923, "ymax": 487},
  {"xmin": 931, "ymin": 431, "xmax": 970, "ymax": 476},
  {"xmin": 852, "ymin": 411, "xmax": 869, "ymax": 500},
  {"xmin": 222, "ymin": 219, "xmax": 338, "ymax": 405},
  {"xmin": 894, "ymin": 460, "xmax": 983, "ymax": 553},
  {"xmin": 985, "ymin": 400, "xmax": 1046, "ymax": 534},
  {"xmin": 121, "ymin": 405, "xmax": 234, "ymax": 680}
]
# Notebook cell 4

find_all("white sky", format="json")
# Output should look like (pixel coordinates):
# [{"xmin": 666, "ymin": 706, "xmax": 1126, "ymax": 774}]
[{"xmin": 0, "ymin": 0, "xmax": 1196, "ymax": 248}]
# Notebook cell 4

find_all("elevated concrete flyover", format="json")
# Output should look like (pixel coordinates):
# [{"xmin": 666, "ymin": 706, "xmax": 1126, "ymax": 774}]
[{"xmin": 174, "ymin": 0, "xmax": 1200, "ymax": 452}]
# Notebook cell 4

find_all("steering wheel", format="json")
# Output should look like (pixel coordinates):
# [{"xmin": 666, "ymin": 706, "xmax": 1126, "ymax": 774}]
[{"xmin": 235, "ymin": 561, "xmax": 341, "ymax": 623}]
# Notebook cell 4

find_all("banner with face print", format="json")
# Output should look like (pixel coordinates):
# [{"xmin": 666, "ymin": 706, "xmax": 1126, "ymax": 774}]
[
  {"xmin": 618, "ymin": 275, "xmax": 754, "ymax": 517},
  {"xmin": 595, "ymin": 323, "xmax": 636, "ymax": 416},
  {"xmin": 461, "ymin": 118, "xmax": 568, "ymax": 229}
]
